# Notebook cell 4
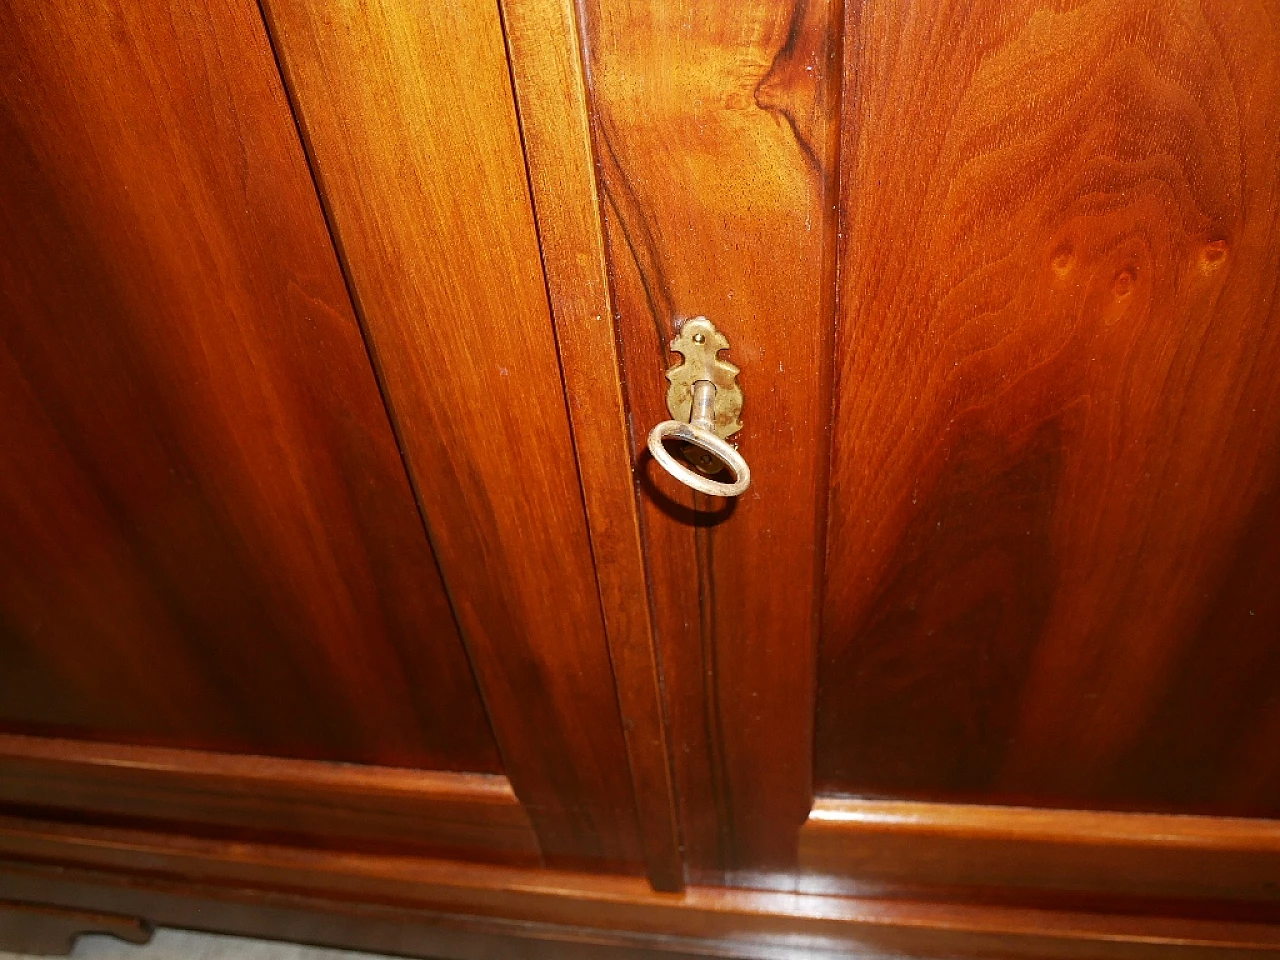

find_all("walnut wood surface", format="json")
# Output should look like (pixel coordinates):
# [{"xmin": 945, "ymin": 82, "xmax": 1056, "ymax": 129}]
[
  {"xmin": 0, "ymin": 0, "xmax": 497, "ymax": 771},
  {"xmin": 498, "ymin": 0, "xmax": 684, "ymax": 892},
  {"xmin": 0, "ymin": 734, "xmax": 538, "ymax": 864},
  {"xmin": 259, "ymin": 0, "xmax": 644, "ymax": 869},
  {"xmin": 580, "ymin": 0, "xmax": 842, "ymax": 883},
  {"xmin": 9, "ymin": 0, "xmax": 1280, "ymax": 930},
  {"xmin": 2, "ymin": 817, "xmax": 1279, "ymax": 960},
  {"xmin": 800, "ymin": 796, "xmax": 1280, "ymax": 903},
  {"xmin": 816, "ymin": 0, "xmax": 1280, "ymax": 814}
]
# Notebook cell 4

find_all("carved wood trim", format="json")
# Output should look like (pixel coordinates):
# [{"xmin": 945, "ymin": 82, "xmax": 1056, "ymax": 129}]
[
  {"xmin": 0, "ymin": 900, "xmax": 149, "ymax": 957},
  {"xmin": 0, "ymin": 734, "xmax": 539, "ymax": 865},
  {"xmin": 0, "ymin": 817, "xmax": 1278, "ymax": 959},
  {"xmin": 800, "ymin": 796, "xmax": 1280, "ymax": 902}
]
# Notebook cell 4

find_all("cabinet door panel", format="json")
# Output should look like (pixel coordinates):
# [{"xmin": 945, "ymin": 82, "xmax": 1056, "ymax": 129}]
[
  {"xmin": 819, "ymin": 0, "xmax": 1280, "ymax": 818},
  {"xmin": 0, "ymin": 0, "xmax": 498, "ymax": 773}
]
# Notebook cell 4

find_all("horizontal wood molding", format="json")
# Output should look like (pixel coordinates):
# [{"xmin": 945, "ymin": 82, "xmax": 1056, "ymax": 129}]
[
  {"xmin": 0, "ymin": 734, "xmax": 538, "ymax": 864},
  {"xmin": 801, "ymin": 796, "xmax": 1280, "ymax": 902},
  {"xmin": 0, "ymin": 815, "xmax": 1278, "ymax": 959}
]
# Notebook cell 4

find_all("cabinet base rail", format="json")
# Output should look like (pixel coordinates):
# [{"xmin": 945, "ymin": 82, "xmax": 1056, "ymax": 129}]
[{"xmin": 1, "ymin": 814, "xmax": 1279, "ymax": 960}]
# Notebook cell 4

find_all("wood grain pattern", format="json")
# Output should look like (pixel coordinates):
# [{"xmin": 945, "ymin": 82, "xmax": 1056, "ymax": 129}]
[
  {"xmin": 0, "ymin": 734, "xmax": 538, "ymax": 864},
  {"xmin": 818, "ymin": 0, "xmax": 1280, "ymax": 814},
  {"xmin": 580, "ymin": 0, "xmax": 842, "ymax": 883},
  {"xmin": 497, "ymin": 0, "xmax": 684, "ymax": 892},
  {"xmin": 259, "ymin": 0, "xmax": 644, "ymax": 869},
  {"xmin": 800, "ymin": 796, "xmax": 1280, "ymax": 903},
  {"xmin": 0, "ymin": 0, "xmax": 498, "ymax": 771},
  {"xmin": 0, "ymin": 901, "xmax": 149, "ymax": 957},
  {"xmin": 3, "ymin": 816, "xmax": 1280, "ymax": 960}
]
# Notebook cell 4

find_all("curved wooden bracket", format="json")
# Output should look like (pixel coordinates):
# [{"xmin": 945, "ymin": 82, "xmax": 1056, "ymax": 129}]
[{"xmin": 0, "ymin": 901, "xmax": 151, "ymax": 956}]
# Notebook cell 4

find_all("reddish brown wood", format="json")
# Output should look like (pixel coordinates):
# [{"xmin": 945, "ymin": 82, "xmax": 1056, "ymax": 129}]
[
  {"xmin": 0, "ymin": 735, "xmax": 538, "ymax": 864},
  {"xmin": 8, "ymin": 0, "xmax": 1280, "ymax": 946},
  {"xmin": 259, "ymin": 0, "xmax": 644, "ymax": 870},
  {"xmin": 818, "ymin": 0, "xmax": 1280, "ymax": 815},
  {"xmin": 0, "ymin": 0, "xmax": 497, "ymax": 772},
  {"xmin": 579, "ymin": 0, "xmax": 842, "ymax": 883},
  {"xmin": 2, "ymin": 817, "xmax": 1279, "ymax": 959},
  {"xmin": 800, "ymin": 797, "xmax": 1280, "ymax": 903},
  {"xmin": 0, "ymin": 901, "xmax": 149, "ymax": 957},
  {"xmin": 498, "ymin": 0, "xmax": 684, "ymax": 892}
]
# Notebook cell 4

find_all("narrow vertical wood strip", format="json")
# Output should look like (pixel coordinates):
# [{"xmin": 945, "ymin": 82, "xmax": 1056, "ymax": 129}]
[
  {"xmin": 581, "ymin": 0, "xmax": 843, "ymax": 883},
  {"xmin": 497, "ymin": 0, "xmax": 684, "ymax": 891},
  {"xmin": 259, "ymin": 0, "xmax": 644, "ymax": 871}
]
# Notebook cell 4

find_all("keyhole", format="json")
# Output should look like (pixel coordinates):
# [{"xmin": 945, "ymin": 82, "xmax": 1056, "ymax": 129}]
[{"xmin": 681, "ymin": 442, "xmax": 724, "ymax": 476}]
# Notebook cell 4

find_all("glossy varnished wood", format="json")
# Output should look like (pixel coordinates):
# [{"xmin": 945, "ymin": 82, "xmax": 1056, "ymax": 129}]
[
  {"xmin": 259, "ymin": 0, "xmax": 643, "ymax": 868},
  {"xmin": 0, "ymin": 735, "xmax": 538, "ymax": 863},
  {"xmin": 800, "ymin": 796, "xmax": 1280, "ymax": 903},
  {"xmin": 2, "ymin": 818, "xmax": 1280, "ymax": 959},
  {"xmin": 818, "ymin": 0, "xmax": 1280, "ymax": 814},
  {"xmin": 8, "ymin": 1, "xmax": 1280, "ymax": 948},
  {"xmin": 580, "ymin": 0, "xmax": 842, "ymax": 883},
  {"xmin": 0, "ymin": 0, "xmax": 497, "ymax": 771},
  {"xmin": 498, "ymin": 0, "xmax": 683, "ymax": 891}
]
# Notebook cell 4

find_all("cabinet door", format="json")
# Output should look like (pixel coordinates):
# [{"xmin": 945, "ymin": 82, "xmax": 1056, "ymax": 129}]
[
  {"xmin": 0, "ymin": 0, "xmax": 644, "ymax": 876},
  {"xmin": 510, "ymin": 0, "xmax": 1280, "ymax": 899}
]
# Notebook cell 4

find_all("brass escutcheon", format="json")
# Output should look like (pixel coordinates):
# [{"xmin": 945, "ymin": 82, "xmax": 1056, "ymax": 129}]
[{"xmin": 663, "ymin": 317, "xmax": 744, "ymax": 441}]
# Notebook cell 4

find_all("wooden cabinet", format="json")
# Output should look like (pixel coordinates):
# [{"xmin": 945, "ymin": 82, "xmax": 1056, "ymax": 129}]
[
  {"xmin": 568, "ymin": 0, "xmax": 1280, "ymax": 897},
  {"xmin": 2, "ymin": 1, "xmax": 1280, "ymax": 957}
]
